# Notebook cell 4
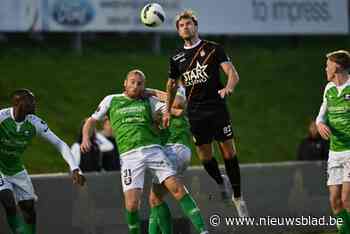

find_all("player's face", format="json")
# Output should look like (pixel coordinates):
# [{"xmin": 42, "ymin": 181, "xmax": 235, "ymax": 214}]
[
  {"xmin": 17, "ymin": 95, "xmax": 36, "ymax": 116},
  {"xmin": 326, "ymin": 59, "xmax": 338, "ymax": 81},
  {"xmin": 124, "ymin": 74, "xmax": 145, "ymax": 98},
  {"xmin": 177, "ymin": 18, "xmax": 197, "ymax": 41}
]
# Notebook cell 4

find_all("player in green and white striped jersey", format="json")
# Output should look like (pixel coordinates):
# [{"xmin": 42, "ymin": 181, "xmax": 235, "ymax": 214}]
[
  {"xmin": 146, "ymin": 85, "xmax": 192, "ymax": 234},
  {"xmin": 0, "ymin": 89, "xmax": 85, "ymax": 234},
  {"xmin": 81, "ymin": 70, "xmax": 208, "ymax": 234},
  {"xmin": 316, "ymin": 50, "xmax": 350, "ymax": 234}
]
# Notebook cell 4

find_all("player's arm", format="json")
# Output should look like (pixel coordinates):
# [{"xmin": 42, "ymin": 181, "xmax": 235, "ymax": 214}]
[
  {"xmin": 316, "ymin": 91, "xmax": 331, "ymax": 140},
  {"xmin": 170, "ymin": 87, "xmax": 186, "ymax": 117},
  {"xmin": 216, "ymin": 44, "xmax": 239, "ymax": 98},
  {"xmin": 31, "ymin": 117, "xmax": 85, "ymax": 186},
  {"xmin": 81, "ymin": 95, "xmax": 113, "ymax": 153},
  {"xmin": 144, "ymin": 88, "xmax": 168, "ymax": 102},
  {"xmin": 164, "ymin": 55, "xmax": 181, "ymax": 127},
  {"xmin": 164, "ymin": 79, "xmax": 178, "ymax": 127},
  {"xmin": 219, "ymin": 62, "xmax": 239, "ymax": 99}
]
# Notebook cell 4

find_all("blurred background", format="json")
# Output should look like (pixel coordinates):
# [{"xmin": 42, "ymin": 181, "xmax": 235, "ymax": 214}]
[{"xmin": 0, "ymin": 0, "xmax": 349, "ymax": 233}]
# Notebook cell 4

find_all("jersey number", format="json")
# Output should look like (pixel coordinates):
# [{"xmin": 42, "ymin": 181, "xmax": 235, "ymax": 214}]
[{"xmin": 123, "ymin": 169, "xmax": 132, "ymax": 186}]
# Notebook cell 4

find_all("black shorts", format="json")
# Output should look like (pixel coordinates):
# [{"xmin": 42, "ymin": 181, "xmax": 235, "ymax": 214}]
[{"xmin": 188, "ymin": 106, "xmax": 234, "ymax": 146}]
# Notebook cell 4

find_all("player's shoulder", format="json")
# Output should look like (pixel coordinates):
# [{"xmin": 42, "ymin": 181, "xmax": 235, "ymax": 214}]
[
  {"xmin": 324, "ymin": 82, "xmax": 336, "ymax": 92},
  {"xmin": 170, "ymin": 47, "xmax": 185, "ymax": 61},
  {"xmin": 0, "ymin": 107, "xmax": 12, "ymax": 119},
  {"xmin": 26, "ymin": 114, "xmax": 49, "ymax": 132},
  {"xmin": 102, "ymin": 94, "xmax": 124, "ymax": 102},
  {"xmin": 203, "ymin": 40, "xmax": 222, "ymax": 48}
]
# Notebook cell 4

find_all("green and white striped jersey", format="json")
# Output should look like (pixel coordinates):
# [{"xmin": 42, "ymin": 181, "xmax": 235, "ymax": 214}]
[
  {"xmin": 0, "ymin": 108, "xmax": 79, "ymax": 176},
  {"xmin": 91, "ymin": 94, "xmax": 165, "ymax": 156},
  {"xmin": 316, "ymin": 79, "xmax": 350, "ymax": 152}
]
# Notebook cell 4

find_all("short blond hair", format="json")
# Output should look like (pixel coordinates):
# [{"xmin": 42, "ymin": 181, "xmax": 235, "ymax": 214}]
[
  {"xmin": 126, "ymin": 69, "xmax": 146, "ymax": 80},
  {"xmin": 326, "ymin": 50, "xmax": 350, "ymax": 71},
  {"xmin": 175, "ymin": 10, "xmax": 198, "ymax": 30}
]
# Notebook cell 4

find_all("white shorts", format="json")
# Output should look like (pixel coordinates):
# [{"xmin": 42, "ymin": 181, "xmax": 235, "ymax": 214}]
[
  {"xmin": 327, "ymin": 150, "xmax": 350, "ymax": 186},
  {"xmin": 0, "ymin": 170, "xmax": 37, "ymax": 202},
  {"xmin": 153, "ymin": 144, "xmax": 191, "ymax": 184},
  {"xmin": 120, "ymin": 145, "xmax": 176, "ymax": 192}
]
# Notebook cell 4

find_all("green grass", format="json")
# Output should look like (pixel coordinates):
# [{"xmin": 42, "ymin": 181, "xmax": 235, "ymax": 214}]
[{"xmin": 1, "ymin": 34, "xmax": 349, "ymax": 173}]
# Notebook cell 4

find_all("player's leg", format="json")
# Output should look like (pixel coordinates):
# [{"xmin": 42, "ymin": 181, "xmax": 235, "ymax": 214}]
[
  {"xmin": 328, "ymin": 157, "xmax": 349, "ymax": 234},
  {"xmin": 0, "ymin": 189, "xmax": 25, "ymax": 234},
  {"xmin": 190, "ymin": 118, "xmax": 229, "ymax": 200},
  {"xmin": 148, "ymin": 184, "xmax": 172, "ymax": 234},
  {"xmin": 120, "ymin": 150, "xmax": 146, "ymax": 234},
  {"xmin": 329, "ymin": 185, "xmax": 348, "ymax": 234},
  {"xmin": 18, "ymin": 199, "xmax": 36, "ymax": 234},
  {"xmin": 124, "ymin": 189, "xmax": 142, "ymax": 234},
  {"xmin": 162, "ymin": 176, "xmax": 208, "ymax": 234},
  {"xmin": 10, "ymin": 170, "xmax": 37, "ymax": 234},
  {"xmin": 147, "ymin": 146, "xmax": 207, "ymax": 234}
]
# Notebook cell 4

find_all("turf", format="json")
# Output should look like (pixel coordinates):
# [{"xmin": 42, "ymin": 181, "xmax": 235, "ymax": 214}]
[{"xmin": 1, "ymin": 34, "xmax": 349, "ymax": 173}]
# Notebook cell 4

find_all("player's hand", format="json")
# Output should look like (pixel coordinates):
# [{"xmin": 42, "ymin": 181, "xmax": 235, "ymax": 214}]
[
  {"xmin": 218, "ymin": 87, "xmax": 233, "ymax": 99},
  {"xmin": 316, "ymin": 122, "xmax": 331, "ymax": 140},
  {"xmin": 80, "ymin": 137, "xmax": 91, "ymax": 153},
  {"xmin": 162, "ymin": 111, "xmax": 170, "ymax": 128},
  {"xmin": 72, "ymin": 169, "xmax": 86, "ymax": 186}
]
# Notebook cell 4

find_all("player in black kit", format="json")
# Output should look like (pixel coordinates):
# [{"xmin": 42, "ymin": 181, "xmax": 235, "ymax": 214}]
[{"xmin": 163, "ymin": 10, "xmax": 248, "ymax": 217}]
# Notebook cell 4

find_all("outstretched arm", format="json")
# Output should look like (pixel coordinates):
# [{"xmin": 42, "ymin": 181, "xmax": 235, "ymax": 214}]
[{"xmin": 38, "ymin": 126, "xmax": 85, "ymax": 186}]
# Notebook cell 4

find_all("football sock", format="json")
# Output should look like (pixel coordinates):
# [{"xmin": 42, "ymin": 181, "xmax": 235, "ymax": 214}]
[
  {"xmin": 156, "ymin": 202, "xmax": 173, "ymax": 234},
  {"xmin": 336, "ymin": 209, "xmax": 349, "ymax": 234},
  {"xmin": 148, "ymin": 207, "xmax": 161, "ymax": 234},
  {"xmin": 126, "ymin": 210, "xmax": 140, "ymax": 234},
  {"xmin": 179, "ymin": 194, "xmax": 206, "ymax": 233},
  {"xmin": 202, "ymin": 158, "xmax": 223, "ymax": 184},
  {"xmin": 224, "ymin": 157, "xmax": 241, "ymax": 198},
  {"xmin": 7, "ymin": 214, "xmax": 26, "ymax": 234}
]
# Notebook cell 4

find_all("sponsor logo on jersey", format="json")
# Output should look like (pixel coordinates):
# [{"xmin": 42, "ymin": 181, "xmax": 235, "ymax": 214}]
[
  {"xmin": 173, "ymin": 52, "xmax": 185, "ymax": 61},
  {"xmin": 344, "ymin": 94, "xmax": 350, "ymax": 100},
  {"xmin": 183, "ymin": 62, "xmax": 208, "ymax": 86}
]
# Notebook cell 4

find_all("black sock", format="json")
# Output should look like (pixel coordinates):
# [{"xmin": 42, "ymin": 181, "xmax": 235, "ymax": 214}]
[
  {"xmin": 224, "ymin": 156, "xmax": 241, "ymax": 198},
  {"xmin": 202, "ymin": 158, "xmax": 223, "ymax": 185}
]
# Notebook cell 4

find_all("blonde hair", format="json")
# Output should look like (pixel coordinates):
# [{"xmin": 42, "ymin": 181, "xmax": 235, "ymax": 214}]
[
  {"xmin": 126, "ymin": 69, "xmax": 146, "ymax": 80},
  {"xmin": 326, "ymin": 50, "xmax": 350, "ymax": 71},
  {"xmin": 175, "ymin": 10, "xmax": 198, "ymax": 29}
]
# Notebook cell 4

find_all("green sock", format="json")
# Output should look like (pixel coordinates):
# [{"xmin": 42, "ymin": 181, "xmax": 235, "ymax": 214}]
[
  {"xmin": 179, "ymin": 194, "xmax": 206, "ymax": 233},
  {"xmin": 126, "ymin": 210, "xmax": 141, "ymax": 234},
  {"xmin": 156, "ymin": 203, "xmax": 173, "ymax": 234},
  {"xmin": 23, "ymin": 223, "xmax": 36, "ymax": 234},
  {"xmin": 148, "ymin": 207, "xmax": 161, "ymax": 234},
  {"xmin": 7, "ymin": 215, "xmax": 26, "ymax": 234},
  {"xmin": 336, "ymin": 209, "xmax": 349, "ymax": 234}
]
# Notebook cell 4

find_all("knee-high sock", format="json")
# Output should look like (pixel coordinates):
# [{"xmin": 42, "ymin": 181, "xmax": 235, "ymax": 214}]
[
  {"xmin": 126, "ymin": 210, "xmax": 140, "ymax": 234},
  {"xmin": 179, "ymin": 194, "xmax": 206, "ymax": 233},
  {"xmin": 7, "ymin": 214, "xmax": 26, "ymax": 234},
  {"xmin": 224, "ymin": 157, "xmax": 241, "ymax": 198},
  {"xmin": 336, "ymin": 209, "xmax": 350, "ymax": 234},
  {"xmin": 156, "ymin": 202, "xmax": 173, "ymax": 234},
  {"xmin": 148, "ymin": 207, "xmax": 161, "ymax": 234},
  {"xmin": 202, "ymin": 158, "xmax": 223, "ymax": 185}
]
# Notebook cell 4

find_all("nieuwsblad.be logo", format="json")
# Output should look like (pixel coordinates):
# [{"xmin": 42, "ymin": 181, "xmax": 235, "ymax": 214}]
[{"xmin": 52, "ymin": 0, "xmax": 95, "ymax": 26}]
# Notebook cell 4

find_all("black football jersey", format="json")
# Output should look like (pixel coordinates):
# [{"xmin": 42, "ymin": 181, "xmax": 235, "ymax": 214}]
[{"xmin": 169, "ymin": 40, "xmax": 231, "ymax": 109}]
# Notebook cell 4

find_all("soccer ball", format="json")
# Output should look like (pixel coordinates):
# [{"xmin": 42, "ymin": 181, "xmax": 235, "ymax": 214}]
[{"xmin": 140, "ymin": 3, "xmax": 166, "ymax": 27}]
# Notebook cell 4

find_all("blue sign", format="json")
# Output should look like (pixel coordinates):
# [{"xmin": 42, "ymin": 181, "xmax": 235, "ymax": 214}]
[{"xmin": 52, "ymin": 0, "xmax": 95, "ymax": 27}]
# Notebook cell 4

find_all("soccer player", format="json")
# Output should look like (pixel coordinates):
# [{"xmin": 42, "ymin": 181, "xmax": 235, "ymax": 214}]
[
  {"xmin": 80, "ymin": 69, "xmax": 208, "ymax": 234},
  {"xmin": 146, "ymin": 85, "xmax": 192, "ymax": 234},
  {"xmin": 0, "ymin": 89, "xmax": 85, "ymax": 234},
  {"xmin": 164, "ymin": 10, "xmax": 248, "ymax": 217},
  {"xmin": 316, "ymin": 50, "xmax": 350, "ymax": 234}
]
